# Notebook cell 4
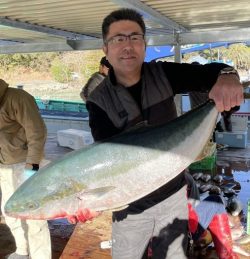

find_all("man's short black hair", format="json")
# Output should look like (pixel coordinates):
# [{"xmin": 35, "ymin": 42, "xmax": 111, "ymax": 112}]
[
  {"xmin": 100, "ymin": 56, "xmax": 111, "ymax": 68},
  {"xmin": 102, "ymin": 8, "xmax": 146, "ymax": 41}
]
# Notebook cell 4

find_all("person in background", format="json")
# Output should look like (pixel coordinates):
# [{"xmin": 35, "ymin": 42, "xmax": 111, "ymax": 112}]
[
  {"xmin": 0, "ymin": 79, "xmax": 51, "ymax": 259},
  {"xmin": 71, "ymin": 8, "xmax": 243, "ymax": 259},
  {"xmin": 185, "ymin": 172, "xmax": 240, "ymax": 258},
  {"xmin": 80, "ymin": 56, "xmax": 111, "ymax": 102}
]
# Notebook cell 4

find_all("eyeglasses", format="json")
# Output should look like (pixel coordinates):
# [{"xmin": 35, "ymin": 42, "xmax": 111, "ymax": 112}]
[{"xmin": 105, "ymin": 33, "xmax": 145, "ymax": 45}]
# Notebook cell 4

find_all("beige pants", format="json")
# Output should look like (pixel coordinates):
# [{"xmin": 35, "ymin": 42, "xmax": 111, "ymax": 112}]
[{"xmin": 0, "ymin": 161, "xmax": 51, "ymax": 259}]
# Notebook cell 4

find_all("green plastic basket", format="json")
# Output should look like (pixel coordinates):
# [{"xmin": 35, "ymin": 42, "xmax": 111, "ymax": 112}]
[
  {"xmin": 189, "ymin": 151, "xmax": 217, "ymax": 171},
  {"xmin": 35, "ymin": 98, "xmax": 88, "ymax": 113}
]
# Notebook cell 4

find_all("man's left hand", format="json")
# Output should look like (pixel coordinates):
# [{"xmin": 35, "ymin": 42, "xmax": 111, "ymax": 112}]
[
  {"xmin": 209, "ymin": 74, "xmax": 243, "ymax": 112},
  {"xmin": 67, "ymin": 208, "xmax": 101, "ymax": 224}
]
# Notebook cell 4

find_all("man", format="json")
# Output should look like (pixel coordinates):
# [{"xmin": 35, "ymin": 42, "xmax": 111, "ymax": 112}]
[
  {"xmin": 80, "ymin": 8, "xmax": 242, "ymax": 259},
  {"xmin": 0, "ymin": 79, "xmax": 51, "ymax": 259},
  {"xmin": 80, "ymin": 56, "xmax": 111, "ymax": 102}
]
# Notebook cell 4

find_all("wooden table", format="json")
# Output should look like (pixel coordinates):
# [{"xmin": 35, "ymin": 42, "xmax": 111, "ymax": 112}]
[{"xmin": 61, "ymin": 212, "xmax": 112, "ymax": 259}]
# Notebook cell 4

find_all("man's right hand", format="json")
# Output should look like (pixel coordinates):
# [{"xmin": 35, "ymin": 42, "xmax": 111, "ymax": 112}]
[
  {"xmin": 208, "ymin": 74, "xmax": 243, "ymax": 112},
  {"xmin": 67, "ymin": 208, "xmax": 101, "ymax": 224}
]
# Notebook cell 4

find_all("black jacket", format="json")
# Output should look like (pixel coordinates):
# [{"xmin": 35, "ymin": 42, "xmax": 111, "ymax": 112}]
[{"xmin": 87, "ymin": 61, "xmax": 228, "ymax": 141}]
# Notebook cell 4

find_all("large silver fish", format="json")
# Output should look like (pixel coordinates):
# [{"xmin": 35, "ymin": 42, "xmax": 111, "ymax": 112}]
[{"xmin": 5, "ymin": 101, "xmax": 218, "ymax": 220}]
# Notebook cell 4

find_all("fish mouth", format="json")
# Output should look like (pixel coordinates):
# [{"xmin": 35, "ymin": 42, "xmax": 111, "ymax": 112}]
[
  {"xmin": 4, "ymin": 200, "xmax": 41, "ymax": 218},
  {"xmin": 5, "ymin": 203, "xmax": 70, "ymax": 220},
  {"xmin": 4, "ymin": 212, "xmax": 35, "ymax": 220},
  {"xmin": 4, "ymin": 210, "xmax": 54, "ymax": 220}
]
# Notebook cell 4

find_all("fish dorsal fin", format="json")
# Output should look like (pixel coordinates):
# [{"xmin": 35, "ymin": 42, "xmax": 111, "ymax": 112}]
[
  {"xmin": 123, "ymin": 120, "xmax": 150, "ymax": 133},
  {"xmin": 77, "ymin": 186, "xmax": 115, "ymax": 200},
  {"xmin": 111, "ymin": 205, "xmax": 129, "ymax": 212}
]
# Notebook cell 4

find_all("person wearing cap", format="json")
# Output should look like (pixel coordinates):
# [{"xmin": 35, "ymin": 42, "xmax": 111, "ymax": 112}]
[{"xmin": 80, "ymin": 56, "xmax": 111, "ymax": 102}]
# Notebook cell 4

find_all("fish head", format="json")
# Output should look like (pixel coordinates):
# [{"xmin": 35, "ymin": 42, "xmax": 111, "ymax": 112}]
[
  {"xmin": 4, "ymin": 165, "xmax": 87, "ymax": 220},
  {"xmin": 5, "ymin": 194, "xmax": 41, "ymax": 219}
]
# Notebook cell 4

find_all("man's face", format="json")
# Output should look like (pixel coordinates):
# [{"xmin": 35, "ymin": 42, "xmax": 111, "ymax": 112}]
[{"xmin": 103, "ymin": 20, "xmax": 146, "ymax": 77}]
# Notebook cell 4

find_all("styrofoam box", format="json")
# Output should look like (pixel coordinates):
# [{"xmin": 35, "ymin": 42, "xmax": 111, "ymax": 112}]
[
  {"xmin": 220, "ymin": 115, "xmax": 248, "ymax": 132},
  {"xmin": 215, "ymin": 131, "xmax": 247, "ymax": 148},
  {"xmin": 231, "ymin": 115, "xmax": 248, "ymax": 131},
  {"xmin": 57, "ymin": 129, "xmax": 93, "ymax": 150}
]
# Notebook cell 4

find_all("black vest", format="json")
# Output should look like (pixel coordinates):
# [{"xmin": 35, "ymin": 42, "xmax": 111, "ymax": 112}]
[{"xmin": 88, "ymin": 61, "xmax": 178, "ymax": 130}]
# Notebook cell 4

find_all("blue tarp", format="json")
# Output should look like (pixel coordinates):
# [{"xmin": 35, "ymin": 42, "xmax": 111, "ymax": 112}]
[{"xmin": 145, "ymin": 42, "xmax": 249, "ymax": 62}]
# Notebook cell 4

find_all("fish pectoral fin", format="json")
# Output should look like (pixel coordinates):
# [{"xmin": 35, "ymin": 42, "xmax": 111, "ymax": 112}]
[{"xmin": 77, "ymin": 186, "xmax": 116, "ymax": 200}]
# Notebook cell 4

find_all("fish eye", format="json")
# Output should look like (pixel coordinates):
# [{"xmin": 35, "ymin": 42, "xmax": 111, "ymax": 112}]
[{"xmin": 23, "ymin": 201, "xmax": 39, "ymax": 211}]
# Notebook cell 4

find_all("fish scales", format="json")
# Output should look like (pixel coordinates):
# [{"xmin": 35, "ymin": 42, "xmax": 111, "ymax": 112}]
[{"xmin": 5, "ymin": 101, "xmax": 218, "ymax": 220}]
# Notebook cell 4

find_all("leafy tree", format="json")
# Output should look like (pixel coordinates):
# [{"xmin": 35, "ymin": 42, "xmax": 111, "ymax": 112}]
[
  {"xmin": 50, "ymin": 58, "xmax": 72, "ymax": 83},
  {"xmin": 182, "ymin": 43, "xmax": 250, "ymax": 71},
  {"xmin": 0, "ymin": 52, "xmax": 59, "ymax": 71},
  {"xmin": 79, "ymin": 50, "xmax": 104, "ymax": 81},
  {"xmin": 223, "ymin": 43, "xmax": 250, "ymax": 69}
]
